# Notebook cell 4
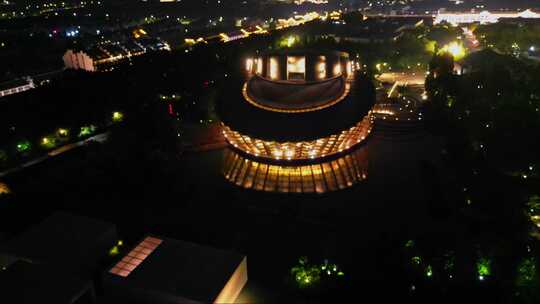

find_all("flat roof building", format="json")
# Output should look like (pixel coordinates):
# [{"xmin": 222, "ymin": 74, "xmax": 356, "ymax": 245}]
[
  {"xmin": 0, "ymin": 260, "xmax": 96, "ymax": 304},
  {"xmin": 104, "ymin": 236, "xmax": 248, "ymax": 304},
  {"xmin": 0, "ymin": 212, "xmax": 118, "ymax": 279},
  {"xmin": 434, "ymin": 9, "xmax": 540, "ymax": 25},
  {"xmin": 0, "ymin": 212, "xmax": 118, "ymax": 304},
  {"xmin": 63, "ymin": 38, "xmax": 170, "ymax": 72},
  {"xmin": 0, "ymin": 76, "xmax": 35, "ymax": 98}
]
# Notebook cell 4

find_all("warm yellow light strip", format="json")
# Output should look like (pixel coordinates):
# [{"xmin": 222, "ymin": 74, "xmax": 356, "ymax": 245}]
[
  {"xmin": 213, "ymin": 257, "xmax": 248, "ymax": 304},
  {"xmin": 242, "ymin": 81, "xmax": 350, "ymax": 113},
  {"xmin": 223, "ymin": 147, "xmax": 368, "ymax": 193},
  {"xmin": 222, "ymin": 114, "xmax": 373, "ymax": 161}
]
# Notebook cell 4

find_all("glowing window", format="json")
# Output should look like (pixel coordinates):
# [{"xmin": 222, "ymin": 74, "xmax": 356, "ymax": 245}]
[
  {"xmin": 287, "ymin": 56, "xmax": 306, "ymax": 80},
  {"xmin": 346, "ymin": 61, "xmax": 352, "ymax": 75},
  {"xmin": 269, "ymin": 57, "xmax": 279, "ymax": 80},
  {"xmin": 317, "ymin": 56, "xmax": 326, "ymax": 79},
  {"xmin": 246, "ymin": 58, "xmax": 253, "ymax": 72},
  {"xmin": 333, "ymin": 63, "xmax": 342, "ymax": 76},
  {"xmin": 109, "ymin": 236, "xmax": 162, "ymax": 277},
  {"xmin": 256, "ymin": 58, "xmax": 263, "ymax": 75}
]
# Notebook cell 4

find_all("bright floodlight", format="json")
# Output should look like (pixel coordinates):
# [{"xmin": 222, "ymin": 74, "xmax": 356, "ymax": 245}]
[{"xmin": 439, "ymin": 41, "xmax": 466, "ymax": 60}]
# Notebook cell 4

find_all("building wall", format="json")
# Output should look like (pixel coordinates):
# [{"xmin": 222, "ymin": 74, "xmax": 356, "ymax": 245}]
[
  {"xmin": 223, "ymin": 146, "xmax": 369, "ymax": 193},
  {"xmin": 63, "ymin": 50, "xmax": 96, "ymax": 72},
  {"xmin": 434, "ymin": 10, "xmax": 540, "ymax": 25},
  {"xmin": 222, "ymin": 115, "xmax": 372, "ymax": 161},
  {"xmin": 0, "ymin": 79, "xmax": 36, "ymax": 98},
  {"xmin": 213, "ymin": 257, "xmax": 248, "ymax": 304}
]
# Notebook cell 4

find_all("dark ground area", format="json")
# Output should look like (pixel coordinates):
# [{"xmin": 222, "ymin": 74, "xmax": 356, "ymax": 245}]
[{"xmin": 0, "ymin": 123, "xmax": 447, "ymax": 302}]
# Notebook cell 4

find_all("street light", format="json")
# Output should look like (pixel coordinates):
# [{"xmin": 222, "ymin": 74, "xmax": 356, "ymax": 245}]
[
  {"xmin": 112, "ymin": 111, "xmax": 124, "ymax": 122},
  {"xmin": 58, "ymin": 128, "xmax": 68, "ymax": 137},
  {"xmin": 439, "ymin": 41, "xmax": 466, "ymax": 60}
]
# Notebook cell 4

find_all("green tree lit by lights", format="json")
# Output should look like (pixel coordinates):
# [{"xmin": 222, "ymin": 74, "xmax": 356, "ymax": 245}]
[
  {"xmin": 286, "ymin": 35, "xmax": 296, "ymax": 47},
  {"xmin": 79, "ymin": 125, "xmax": 96, "ymax": 138},
  {"xmin": 291, "ymin": 256, "xmax": 321, "ymax": 288},
  {"xmin": 112, "ymin": 111, "xmax": 124, "ymax": 123},
  {"xmin": 108, "ymin": 240, "xmax": 125, "ymax": 257},
  {"xmin": 40, "ymin": 136, "xmax": 56, "ymax": 149},
  {"xmin": 320, "ymin": 259, "xmax": 344, "ymax": 277},
  {"xmin": 16, "ymin": 141, "xmax": 31, "ymax": 153},
  {"xmin": 527, "ymin": 195, "xmax": 540, "ymax": 215},
  {"xmin": 278, "ymin": 34, "xmax": 301, "ymax": 49},
  {"xmin": 517, "ymin": 257, "xmax": 537, "ymax": 286},
  {"xmin": 57, "ymin": 128, "xmax": 69, "ymax": 137},
  {"xmin": 411, "ymin": 256, "xmax": 422, "ymax": 265},
  {"xmin": 109, "ymin": 246, "xmax": 120, "ymax": 256},
  {"xmin": 290, "ymin": 257, "xmax": 345, "ymax": 289},
  {"xmin": 477, "ymin": 257, "xmax": 492, "ymax": 280},
  {"xmin": 425, "ymin": 265, "xmax": 433, "ymax": 278},
  {"xmin": 405, "ymin": 240, "xmax": 415, "ymax": 248},
  {"xmin": 446, "ymin": 96, "xmax": 455, "ymax": 108},
  {"xmin": 425, "ymin": 40, "xmax": 437, "ymax": 53},
  {"xmin": 438, "ymin": 41, "xmax": 467, "ymax": 60}
]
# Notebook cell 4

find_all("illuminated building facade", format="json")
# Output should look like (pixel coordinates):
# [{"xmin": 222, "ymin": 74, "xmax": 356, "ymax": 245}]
[
  {"xmin": 63, "ymin": 39, "xmax": 170, "ymax": 72},
  {"xmin": 219, "ymin": 50, "xmax": 375, "ymax": 193},
  {"xmin": 0, "ymin": 77, "xmax": 35, "ymax": 98},
  {"xmin": 434, "ymin": 9, "xmax": 540, "ymax": 25}
]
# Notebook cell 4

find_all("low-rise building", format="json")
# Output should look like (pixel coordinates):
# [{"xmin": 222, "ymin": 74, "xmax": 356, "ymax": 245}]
[
  {"xmin": 63, "ymin": 38, "xmax": 170, "ymax": 72},
  {"xmin": 0, "ymin": 77, "xmax": 35, "ymax": 98},
  {"xmin": 0, "ymin": 212, "xmax": 118, "ymax": 304},
  {"xmin": 0, "ymin": 260, "xmax": 97, "ymax": 304},
  {"xmin": 434, "ymin": 9, "xmax": 540, "ymax": 25},
  {"xmin": 104, "ymin": 235, "xmax": 248, "ymax": 304}
]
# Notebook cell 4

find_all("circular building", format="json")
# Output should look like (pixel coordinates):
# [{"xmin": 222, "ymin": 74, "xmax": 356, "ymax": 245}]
[{"xmin": 219, "ymin": 50, "xmax": 375, "ymax": 193}]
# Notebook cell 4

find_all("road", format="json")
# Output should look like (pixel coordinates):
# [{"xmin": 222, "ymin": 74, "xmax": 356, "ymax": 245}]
[
  {"xmin": 371, "ymin": 70, "xmax": 426, "ymax": 141},
  {"xmin": 377, "ymin": 71, "xmax": 426, "ymax": 86},
  {"xmin": 0, "ymin": 132, "xmax": 108, "ymax": 178},
  {"xmin": 181, "ymin": 123, "xmax": 227, "ymax": 153}
]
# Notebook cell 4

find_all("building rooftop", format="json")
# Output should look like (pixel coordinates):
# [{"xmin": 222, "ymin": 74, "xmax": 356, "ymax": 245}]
[
  {"xmin": 85, "ymin": 46, "xmax": 109, "ymax": 60},
  {"xmin": 0, "ymin": 260, "xmax": 94, "ymax": 304},
  {"xmin": 0, "ymin": 211, "xmax": 117, "ymax": 278},
  {"xmin": 0, "ymin": 77, "xmax": 31, "ymax": 91},
  {"xmin": 219, "ymin": 72, "xmax": 375, "ymax": 142},
  {"xmin": 104, "ymin": 236, "xmax": 247, "ymax": 304},
  {"xmin": 246, "ymin": 75, "xmax": 346, "ymax": 111}
]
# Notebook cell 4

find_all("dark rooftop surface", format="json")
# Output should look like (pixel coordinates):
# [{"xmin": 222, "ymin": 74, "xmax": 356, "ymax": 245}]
[
  {"xmin": 219, "ymin": 72, "xmax": 375, "ymax": 142},
  {"xmin": 106, "ymin": 236, "xmax": 245, "ymax": 303},
  {"xmin": 0, "ymin": 260, "xmax": 92, "ymax": 304},
  {"xmin": 0, "ymin": 78, "xmax": 30, "ymax": 91},
  {"xmin": 247, "ymin": 75, "xmax": 346, "ymax": 111},
  {"xmin": 0, "ymin": 211, "xmax": 117, "ymax": 277}
]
